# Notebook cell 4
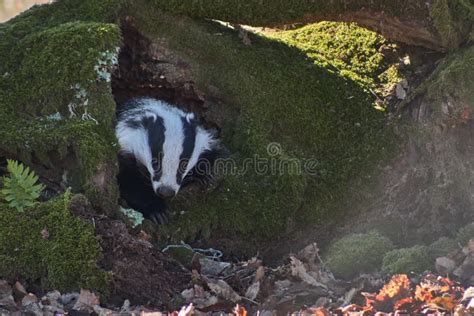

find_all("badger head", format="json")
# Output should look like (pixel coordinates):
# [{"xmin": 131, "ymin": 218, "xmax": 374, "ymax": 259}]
[{"xmin": 116, "ymin": 98, "xmax": 221, "ymax": 199}]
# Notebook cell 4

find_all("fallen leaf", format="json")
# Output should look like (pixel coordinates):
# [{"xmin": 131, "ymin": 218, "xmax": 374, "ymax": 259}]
[
  {"xmin": 245, "ymin": 281, "xmax": 260, "ymax": 301},
  {"xmin": 207, "ymin": 279, "xmax": 241, "ymax": 303},
  {"xmin": 234, "ymin": 304, "xmax": 247, "ymax": 316}
]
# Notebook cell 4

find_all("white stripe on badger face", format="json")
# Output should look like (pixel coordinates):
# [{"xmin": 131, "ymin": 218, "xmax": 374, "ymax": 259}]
[
  {"xmin": 153, "ymin": 108, "xmax": 185, "ymax": 194},
  {"xmin": 185, "ymin": 127, "xmax": 215, "ymax": 176},
  {"xmin": 116, "ymin": 115, "xmax": 155, "ymax": 176}
]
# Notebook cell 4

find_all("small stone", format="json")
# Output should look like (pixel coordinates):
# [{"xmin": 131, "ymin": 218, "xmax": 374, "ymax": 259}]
[
  {"xmin": 60, "ymin": 293, "xmax": 79, "ymax": 311},
  {"xmin": 21, "ymin": 293, "xmax": 38, "ymax": 306},
  {"xmin": 435, "ymin": 256, "xmax": 457, "ymax": 274},
  {"xmin": 21, "ymin": 294, "xmax": 42, "ymax": 315},
  {"xmin": 395, "ymin": 83, "xmax": 407, "ymax": 100}
]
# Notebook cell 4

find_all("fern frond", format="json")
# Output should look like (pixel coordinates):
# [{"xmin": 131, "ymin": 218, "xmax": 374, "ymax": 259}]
[{"xmin": 0, "ymin": 160, "xmax": 45, "ymax": 212}]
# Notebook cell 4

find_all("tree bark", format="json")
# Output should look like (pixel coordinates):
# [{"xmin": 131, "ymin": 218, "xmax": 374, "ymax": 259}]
[{"xmin": 154, "ymin": 0, "xmax": 473, "ymax": 51}]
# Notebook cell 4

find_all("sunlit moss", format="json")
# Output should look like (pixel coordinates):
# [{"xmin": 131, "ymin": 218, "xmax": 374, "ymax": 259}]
[
  {"xmin": 382, "ymin": 245, "xmax": 433, "ymax": 275},
  {"xmin": 268, "ymin": 22, "xmax": 401, "ymax": 91},
  {"xmin": 324, "ymin": 231, "xmax": 394, "ymax": 279}
]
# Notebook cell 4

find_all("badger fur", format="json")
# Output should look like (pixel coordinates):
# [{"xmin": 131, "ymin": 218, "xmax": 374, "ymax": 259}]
[{"xmin": 116, "ymin": 97, "xmax": 221, "ymax": 224}]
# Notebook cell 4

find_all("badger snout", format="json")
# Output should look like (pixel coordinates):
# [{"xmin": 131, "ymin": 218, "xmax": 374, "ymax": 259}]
[{"xmin": 156, "ymin": 186, "xmax": 176, "ymax": 199}]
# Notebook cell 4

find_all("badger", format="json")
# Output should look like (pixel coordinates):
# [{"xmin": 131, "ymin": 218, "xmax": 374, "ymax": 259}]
[{"xmin": 116, "ymin": 97, "xmax": 221, "ymax": 224}]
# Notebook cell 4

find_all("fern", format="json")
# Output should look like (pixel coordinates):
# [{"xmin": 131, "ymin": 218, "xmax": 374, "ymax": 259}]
[{"xmin": 0, "ymin": 160, "xmax": 45, "ymax": 212}]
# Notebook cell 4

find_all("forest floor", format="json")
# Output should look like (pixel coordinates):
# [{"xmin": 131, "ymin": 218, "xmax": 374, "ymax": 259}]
[{"xmin": 1, "ymin": 228, "xmax": 473, "ymax": 315}]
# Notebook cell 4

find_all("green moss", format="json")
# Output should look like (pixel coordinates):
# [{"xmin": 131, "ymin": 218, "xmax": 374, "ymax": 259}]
[
  {"xmin": 0, "ymin": 193, "xmax": 107, "ymax": 293},
  {"xmin": 456, "ymin": 222, "xmax": 474, "ymax": 245},
  {"xmin": 127, "ymin": 2, "xmax": 391, "ymax": 247},
  {"xmin": 0, "ymin": 2, "xmax": 123, "ymax": 211},
  {"xmin": 2, "ymin": 22, "xmax": 120, "ymax": 117},
  {"xmin": 2, "ymin": 0, "xmax": 394, "ymax": 251},
  {"xmin": 382, "ymin": 245, "xmax": 433, "ymax": 275},
  {"xmin": 268, "ymin": 22, "xmax": 401, "ymax": 91},
  {"xmin": 324, "ymin": 231, "xmax": 394, "ymax": 279},
  {"xmin": 430, "ymin": 0, "xmax": 474, "ymax": 49},
  {"xmin": 429, "ymin": 237, "xmax": 458, "ymax": 258}
]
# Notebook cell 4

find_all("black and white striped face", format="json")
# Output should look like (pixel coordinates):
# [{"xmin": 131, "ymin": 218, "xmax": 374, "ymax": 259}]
[{"xmin": 116, "ymin": 98, "xmax": 217, "ymax": 199}]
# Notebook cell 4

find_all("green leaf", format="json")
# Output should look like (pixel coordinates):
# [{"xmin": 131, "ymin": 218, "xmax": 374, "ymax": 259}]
[{"xmin": 0, "ymin": 160, "xmax": 45, "ymax": 212}]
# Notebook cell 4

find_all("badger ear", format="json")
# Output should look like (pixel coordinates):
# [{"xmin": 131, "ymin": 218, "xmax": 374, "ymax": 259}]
[{"xmin": 182, "ymin": 144, "xmax": 228, "ymax": 187}]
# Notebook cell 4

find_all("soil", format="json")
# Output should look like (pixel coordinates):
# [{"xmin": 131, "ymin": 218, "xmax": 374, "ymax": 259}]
[{"xmin": 69, "ymin": 195, "xmax": 190, "ymax": 309}]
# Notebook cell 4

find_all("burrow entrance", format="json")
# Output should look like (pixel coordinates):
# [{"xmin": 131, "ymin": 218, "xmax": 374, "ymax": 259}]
[{"xmin": 111, "ymin": 17, "xmax": 226, "ymax": 131}]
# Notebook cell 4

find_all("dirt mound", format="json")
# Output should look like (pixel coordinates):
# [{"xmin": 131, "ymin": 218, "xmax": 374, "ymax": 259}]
[{"xmin": 70, "ymin": 196, "xmax": 190, "ymax": 308}]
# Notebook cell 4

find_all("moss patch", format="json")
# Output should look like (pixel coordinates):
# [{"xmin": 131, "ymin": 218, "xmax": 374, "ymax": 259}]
[
  {"xmin": 267, "ymin": 22, "xmax": 401, "ymax": 92},
  {"xmin": 382, "ymin": 245, "xmax": 433, "ymax": 275},
  {"xmin": 324, "ymin": 231, "xmax": 394, "ymax": 279},
  {"xmin": 0, "ymin": 193, "xmax": 107, "ymax": 293},
  {"xmin": 429, "ymin": 237, "xmax": 458, "ymax": 258},
  {"xmin": 0, "ymin": 1, "xmax": 123, "ymax": 211},
  {"xmin": 430, "ymin": 0, "xmax": 474, "ymax": 49}
]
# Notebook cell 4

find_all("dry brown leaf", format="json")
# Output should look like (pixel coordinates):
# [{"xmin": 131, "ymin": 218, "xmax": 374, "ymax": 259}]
[
  {"xmin": 207, "ymin": 279, "xmax": 241, "ymax": 303},
  {"xmin": 245, "ymin": 281, "xmax": 260, "ymax": 301},
  {"xmin": 255, "ymin": 266, "xmax": 265, "ymax": 282},
  {"xmin": 289, "ymin": 256, "xmax": 328, "ymax": 289},
  {"xmin": 364, "ymin": 275, "xmax": 411, "ymax": 312},
  {"xmin": 234, "ymin": 304, "xmax": 247, "ymax": 316}
]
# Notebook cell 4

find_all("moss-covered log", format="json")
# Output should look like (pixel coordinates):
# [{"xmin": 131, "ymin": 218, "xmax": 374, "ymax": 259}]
[
  {"xmin": 0, "ymin": 0, "xmax": 395, "ymax": 255},
  {"xmin": 0, "ymin": 1, "xmax": 123, "ymax": 212},
  {"xmin": 1, "ymin": 0, "xmax": 473, "ymax": 280},
  {"xmin": 151, "ymin": 0, "xmax": 473, "ymax": 51}
]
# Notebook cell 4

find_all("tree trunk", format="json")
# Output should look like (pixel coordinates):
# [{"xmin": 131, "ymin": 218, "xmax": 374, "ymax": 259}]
[{"xmin": 154, "ymin": 0, "xmax": 473, "ymax": 51}]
